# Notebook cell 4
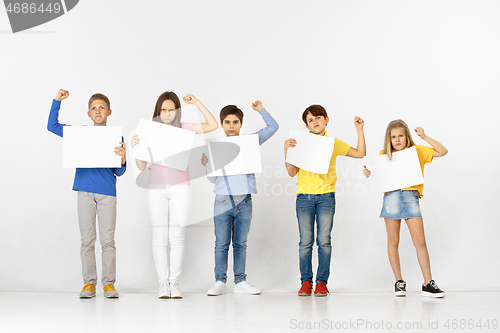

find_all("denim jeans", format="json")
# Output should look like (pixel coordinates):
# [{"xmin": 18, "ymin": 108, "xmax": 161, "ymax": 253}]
[
  {"xmin": 296, "ymin": 192, "xmax": 336, "ymax": 284},
  {"xmin": 213, "ymin": 194, "xmax": 252, "ymax": 283}
]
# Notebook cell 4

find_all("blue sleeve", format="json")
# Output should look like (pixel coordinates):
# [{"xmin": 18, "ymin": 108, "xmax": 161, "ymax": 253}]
[
  {"xmin": 47, "ymin": 99, "xmax": 67, "ymax": 137},
  {"xmin": 254, "ymin": 108, "xmax": 279, "ymax": 145},
  {"xmin": 207, "ymin": 176, "xmax": 217, "ymax": 184},
  {"xmin": 114, "ymin": 163, "xmax": 127, "ymax": 177}
]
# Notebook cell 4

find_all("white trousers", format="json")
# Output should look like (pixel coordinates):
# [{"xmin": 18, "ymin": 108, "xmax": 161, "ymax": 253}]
[{"xmin": 147, "ymin": 185, "xmax": 190, "ymax": 283}]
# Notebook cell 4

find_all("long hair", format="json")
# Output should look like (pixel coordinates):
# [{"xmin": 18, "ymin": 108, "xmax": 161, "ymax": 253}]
[
  {"xmin": 383, "ymin": 119, "xmax": 415, "ymax": 160},
  {"xmin": 152, "ymin": 91, "xmax": 182, "ymax": 127}
]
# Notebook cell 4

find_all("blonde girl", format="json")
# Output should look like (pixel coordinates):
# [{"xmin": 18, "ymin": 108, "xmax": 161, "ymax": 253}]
[{"xmin": 364, "ymin": 119, "xmax": 447, "ymax": 297}]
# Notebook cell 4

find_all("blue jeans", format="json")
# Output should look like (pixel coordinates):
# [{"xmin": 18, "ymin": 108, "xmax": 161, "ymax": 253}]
[
  {"xmin": 214, "ymin": 194, "xmax": 252, "ymax": 283},
  {"xmin": 296, "ymin": 192, "xmax": 336, "ymax": 284}
]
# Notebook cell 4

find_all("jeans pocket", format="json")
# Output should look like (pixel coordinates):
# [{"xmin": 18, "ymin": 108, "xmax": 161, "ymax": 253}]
[
  {"xmin": 243, "ymin": 195, "xmax": 252, "ymax": 206},
  {"xmin": 215, "ymin": 196, "xmax": 228, "ymax": 205}
]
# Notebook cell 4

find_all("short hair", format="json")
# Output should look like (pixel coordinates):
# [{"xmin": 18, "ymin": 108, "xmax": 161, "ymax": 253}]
[
  {"xmin": 220, "ymin": 105, "xmax": 244, "ymax": 123},
  {"xmin": 383, "ymin": 119, "xmax": 416, "ymax": 160},
  {"xmin": 302, "ymin": 105, "xmax": 328, "ymax": 124},
  {"xmin": 88, "ymin": 93, "xmax": 110, "ymax": 110},
  {"xmin": 152, "ymin": 91, "xmax": 182, "ymax": 128}
]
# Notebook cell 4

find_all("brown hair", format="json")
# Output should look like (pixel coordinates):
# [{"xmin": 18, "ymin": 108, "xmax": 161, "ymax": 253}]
[
  {"xmin": 383, "ymin": 119, "xmax": 415, "ymax": 160},
  {"xmin": 152, "ymin": 91, "xmax": 182, "ymax": 127},
  {"xmin": 88, "ymin": 93, "xmax": 110, "ymax": 110},
  {"xmin": 220, "ymin": 105, "xmax": 244, "ymax": 123},
  {"xmin": 302, "ymin": 105, "xmax": 328, "ymax": 124}
]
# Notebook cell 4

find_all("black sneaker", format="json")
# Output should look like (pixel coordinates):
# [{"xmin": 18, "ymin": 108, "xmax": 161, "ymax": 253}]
[
  {"xmin": 394, "ymin": 280, "xmax": 406, "ymax": 297},
  {"xmin": 422, "ymin": 280, "xmax": 445, "ymax": 298}
]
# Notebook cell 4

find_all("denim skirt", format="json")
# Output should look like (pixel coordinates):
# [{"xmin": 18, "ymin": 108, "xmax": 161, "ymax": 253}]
[{"xmin": 380, "ymin": 190, "xmax": 422, "ymax": 219}]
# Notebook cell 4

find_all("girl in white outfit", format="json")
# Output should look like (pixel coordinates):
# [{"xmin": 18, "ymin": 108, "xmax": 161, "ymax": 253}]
[{"xmin": 132, "ymin": 91, "xmax": 218, "ymax": 298}]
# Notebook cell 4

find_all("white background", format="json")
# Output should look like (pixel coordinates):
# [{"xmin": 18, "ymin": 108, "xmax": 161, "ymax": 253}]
[{"xmin": 0, "ymin": 0, "xmax": 499, "ymax": 293}]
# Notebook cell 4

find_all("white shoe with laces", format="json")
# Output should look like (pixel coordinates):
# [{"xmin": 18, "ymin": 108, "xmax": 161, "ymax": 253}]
[
  {"xmin": 207, "ymin": 281, "xmax": 226, "ymax": 296},
  {"xmin": 170, "ymin": 281, "xmax": 182, "ymax": 299},
  {"xmin": 233, "ymin": 281, "xmax": 261, "ymax": 295},
  {"xmin": 158, "ymin": 281, "xmax": 170, "ymax": 299}
]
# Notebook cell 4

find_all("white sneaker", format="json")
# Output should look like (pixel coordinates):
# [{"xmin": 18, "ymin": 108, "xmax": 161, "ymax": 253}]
[
  {"xmin": 158, "ymin": 281, "xmax": 170, "ymax": 299},
  {"xmin": 207, "ymin": 281, "xmax": 226, "ymax": 296},
  {"xmin": 170, "ymin": 282, "xmax": 182, "ymax": 299},
  {"xmin": 233, "ymin": 281, "xmax": 261, "ymax": 295}
]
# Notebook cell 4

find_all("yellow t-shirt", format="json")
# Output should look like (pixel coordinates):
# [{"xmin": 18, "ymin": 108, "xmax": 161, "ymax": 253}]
[
  {"xmin": 379, "ymin": 145, "xmax": 434, "ymax": 198},
  {"xmin": 296, "ymin": 134, "xmax": 351, "ymax": 194}
]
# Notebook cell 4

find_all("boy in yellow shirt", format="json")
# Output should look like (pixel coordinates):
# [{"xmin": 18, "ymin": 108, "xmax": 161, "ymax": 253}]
[{"xmin": 284, "ymin": 105, "xmax": 365, "ymax": 296}]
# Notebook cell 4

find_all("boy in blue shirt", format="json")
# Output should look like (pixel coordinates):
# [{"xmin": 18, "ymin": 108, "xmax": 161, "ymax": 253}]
[
  {"xmin": 201, "ymin": 100, "xmax": 278, "ymax": 296},
  {"xmin": 47, "ymin": 89, "xmax": 126, "ymax": 298}
]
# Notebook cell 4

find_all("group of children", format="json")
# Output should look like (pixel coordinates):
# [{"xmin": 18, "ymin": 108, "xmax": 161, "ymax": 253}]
[{"xmin": 47, "ymin": 89, "xmax": 447, "ymax": 300}]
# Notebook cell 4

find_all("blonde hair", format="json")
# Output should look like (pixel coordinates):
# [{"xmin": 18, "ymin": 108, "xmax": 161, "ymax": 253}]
[
  {"xmin": 88, "ymin": 93, "xmax": 110, "ymax": 110},
  {"xmin": 383, "ymin": 119, "xmax": 415, "ymax": 160}
]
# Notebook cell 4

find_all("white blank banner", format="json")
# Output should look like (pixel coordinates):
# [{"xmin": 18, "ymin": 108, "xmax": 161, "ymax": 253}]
[
  {"xmin": 286, "ymin": 130, "xmax": 335, "ymax": 175},
  {"xmin": 63, "ymin": 126, "xmax": 122, "ymax": 168},
  {"xmin": 374, "ymin": 146, "xmax": 424, "ymax": 192},
  {"xmin": 133, "ymin": 119, "xmax": 195, "ymax": 171},
  {"xmin": 207, "ymin": 134, "xmax": 261, "ymax": 176}
]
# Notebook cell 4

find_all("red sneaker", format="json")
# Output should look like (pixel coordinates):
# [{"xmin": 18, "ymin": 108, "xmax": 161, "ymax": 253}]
[
  {"xmin": 298, "ymin": 281, "xmax": 313, "ymax": 296},
  {"xmin": 314, "ymin": 283, "xmax": 329, "ymax": 297}
]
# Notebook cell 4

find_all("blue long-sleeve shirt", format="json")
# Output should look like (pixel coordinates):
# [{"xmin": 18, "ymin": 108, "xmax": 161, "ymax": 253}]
[
  {"xmin": 47, "ymin": 99, "xmax": 126, "ymax": 197},
  {"xmin": 207, "ymin": 108, "xmax": 279, "ymax": 195}
]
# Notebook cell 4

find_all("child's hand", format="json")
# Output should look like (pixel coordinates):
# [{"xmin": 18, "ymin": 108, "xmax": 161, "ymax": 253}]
[
  {"xmin": 55, "ymin": 89, "xmax": 69, "ymax": 101},
  {"xmin": 414, "ymin": 127, "xmax": 426, "ymax": 139},
  {"xmin": 201, "ymin": 153, "xmax": 208, "ymax": 166},
  {"xmin": 284, "ymin": 138, "xmax": 297, "ymax": 151},
  {"xmin": 183, "ymin": 94, "xmax": 199, "ymax": 104},
  {"xmin": 252, "ymin": 100, "xmax": 263, "ymax": 112},
  {"xmin": 363, "ymin": 165, "xmax": 371, "ymax": 178},
  {"xmin": 354, "ymin": 116, "xmax": 364, "ymax": 130},
  {"xmin": 131, "ymin": 134, "xmax": 140, "ymax": 148},
  {"xmin": 115, "ymin": 142, "xmax": 126, "ymax": 166}
]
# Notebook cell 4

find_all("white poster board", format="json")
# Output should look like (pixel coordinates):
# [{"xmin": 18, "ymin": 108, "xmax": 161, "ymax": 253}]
[
  {"xmin": 374, "ymin": 146, "xmax": 424, "ymax": 192},
  {"xmin": 285, "ymin": 130, "xmax": 335, "ymax": 175},
  {"xmin": 206, "ymin": 134, "xmax": 261, "ymax": 176},
  {"xmin": 63, "ymin": 126, "xmax": 122, "ymax": 168},
  {"xmin": 132, "ymin": 119, "xmax": 195, "ymax": 171}
]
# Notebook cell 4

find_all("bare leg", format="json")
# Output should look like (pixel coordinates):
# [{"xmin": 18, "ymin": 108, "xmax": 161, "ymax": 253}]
[
  {"xmin": 385, "ymin": 218, "xmax": 403, "ymax": 281},
  {"xmin": 405, "ymin": 218, "xmax": 432, "ymax": 284}
]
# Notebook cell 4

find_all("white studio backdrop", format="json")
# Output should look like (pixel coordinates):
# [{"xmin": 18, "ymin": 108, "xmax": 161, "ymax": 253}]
[{"xmin": 0, "ymin": 0, "xmax": 499, "ymax": 293}]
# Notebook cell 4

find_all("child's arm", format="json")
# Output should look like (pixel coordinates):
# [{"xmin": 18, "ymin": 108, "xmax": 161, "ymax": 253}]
[
  {"xmin": 414, "ymin": 127, "xmax": 448, "ymax": 158},
  {"xmin": 201, "ymin": 153, "xmax": 217, "ymax": 183},
  {"xmin": 185, "ymin": 94, "xmax": 219, "ymax": 134},
  {"xmin": 113, "ymin": 137, "xmax": 127, "ymax": 175},
  {"xmin": 114, "ymin": 141, "xmax": 126, "ymax": 167},
  {"xmin": 131, "ymin": 134, "xmax": 147, "ymax": 171},
  {"xmin": 346, "ymin": 116, "xmax": 366, "ymax": 158},
  {"xmin": 284, "ymin": 138, "xmax": 299, "ymax": 177},
  {"xmin": 252, "ymin": 101, "xmax": 279, "ymax": 145},
  {"xmin": 47, "ymin": 89, "xmax": 70, "ymax": 137}
]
